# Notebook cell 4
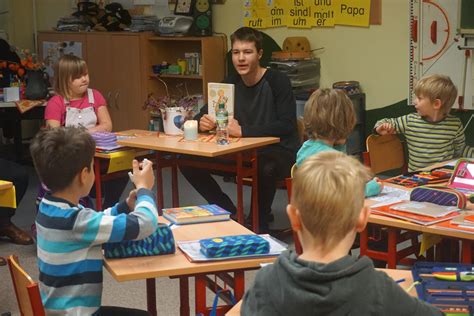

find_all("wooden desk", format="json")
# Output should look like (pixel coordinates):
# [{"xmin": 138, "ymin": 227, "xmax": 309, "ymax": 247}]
[
  {"xmin": 117, "ymin": 130, "xmax": 280, "ymax": 232},
  {"xmin": 362, "ymin": 182, "xmax": 474, "ymax": 268},
  {"xmin": 0, "ymin": 102, "xmax": 45, "ymax": 161},
  {"xmin": 104, "ymin": 219, "xmax": 278, "ymax": 316},
  {"xmin": 225, "ymin": 268, "xmax": 416, "ymax": 316}
]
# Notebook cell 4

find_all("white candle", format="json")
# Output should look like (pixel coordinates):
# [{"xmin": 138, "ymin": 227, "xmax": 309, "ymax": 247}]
[{"xmin": 183, "ymin": 120, "xmax": 198, "ymax": 141}]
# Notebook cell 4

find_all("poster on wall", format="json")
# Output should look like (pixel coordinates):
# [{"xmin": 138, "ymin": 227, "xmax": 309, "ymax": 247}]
[
  {"xmin": 243, "ymin": 0, "xmax": 371, "ymax": 29},
  {"xmin": 42, "ymin": 41, "xmax": 82, "ymax": 81}
]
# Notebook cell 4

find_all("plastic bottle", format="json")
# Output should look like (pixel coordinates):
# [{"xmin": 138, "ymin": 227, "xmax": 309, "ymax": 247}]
[
  {"xmin": 215, "ymin": 102, "xmax": 229, "ymax": 145},
  {"xmin": 148, "ymin": 119, "xmax": 155, "ymax": 131}
]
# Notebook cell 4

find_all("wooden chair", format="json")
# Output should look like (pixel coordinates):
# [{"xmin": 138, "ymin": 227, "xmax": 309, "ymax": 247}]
[
  {"xmin": 361, "ymin": 134, "xmax": 420, "ymax": 268},
  {"xmin": 7, "ymin": 255, "xmax": 45, "ymax": 316},
  {"xmin": 362, "ymin": 134, "xmax": 407, "ymax": 175}
]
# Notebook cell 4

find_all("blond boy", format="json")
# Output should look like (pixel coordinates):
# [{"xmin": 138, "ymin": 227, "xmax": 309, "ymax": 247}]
[
  {"xmin": 375, "ymin": 74, "xmax": 473, "ymax": 171},
  {"xmin": 242, "ymin": 152, "xmax": 442, "ymax": 315}
]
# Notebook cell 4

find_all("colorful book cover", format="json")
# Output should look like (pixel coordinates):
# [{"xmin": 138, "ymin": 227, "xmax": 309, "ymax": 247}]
[
  {"xmin": 371, "ymin": 202, "xmax": 460, "ymax": 226},
  {"xmin": 207, "ymin": 82, "xmax": 234, "ymax": 120},
  {"xmin": 448, "ymin": 159, "xmax": 474, "ymax": 193},
  {"xmin": 162, "ymin": 204, "xmax": 231, "ymax": 224}
]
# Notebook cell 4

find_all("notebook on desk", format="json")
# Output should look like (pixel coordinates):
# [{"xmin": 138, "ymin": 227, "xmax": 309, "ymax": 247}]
[
  {"xmin": 371, "ymin": 201, "xmax": 460, "ymax": 226},
  {"xmin": 390, "ymin": 201, "xmax": 460, "ymax": 218}
]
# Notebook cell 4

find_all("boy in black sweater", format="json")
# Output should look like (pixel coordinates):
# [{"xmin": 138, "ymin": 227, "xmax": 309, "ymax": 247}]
[
  {"xmin": 180, "ymin": 27, "xmax": 299, "ymax": 231},
  {"xmin": 242, "ymin": 151, "xmax": 442, "ymax": 315}
]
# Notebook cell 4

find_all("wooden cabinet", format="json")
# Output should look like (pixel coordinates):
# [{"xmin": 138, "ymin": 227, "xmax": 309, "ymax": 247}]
[
  {"xmin": 146, "ymin": 36, "xmax": 226, "ymax": 104},
  {"xmin": 37, "ymin": 31, "xmax": 151, "ymax": 131}
]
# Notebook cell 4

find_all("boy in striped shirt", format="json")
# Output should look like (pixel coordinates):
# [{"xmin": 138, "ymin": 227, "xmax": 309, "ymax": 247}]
[
  {"xmin": 375, "ymin": 74, "xmax": 473, "ymax": 171},
  {"xmin": 30, "ymin": 127, "xmax": 158, "ymax": 315}
]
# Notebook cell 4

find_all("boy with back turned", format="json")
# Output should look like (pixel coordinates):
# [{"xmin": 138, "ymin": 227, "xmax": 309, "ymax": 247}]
[{"xmin": 242, "ymin": 151, "xmax": 442, "ymax": 315}]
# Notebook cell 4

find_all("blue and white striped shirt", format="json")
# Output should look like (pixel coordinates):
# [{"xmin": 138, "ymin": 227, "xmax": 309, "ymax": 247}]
[{"xmin": 36, "ymin": 188, "xmax": 158, "ymax": 315}]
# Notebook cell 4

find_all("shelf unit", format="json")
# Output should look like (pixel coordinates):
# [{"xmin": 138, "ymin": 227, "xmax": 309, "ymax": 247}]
[
  {"xmin": 149, "ymin": 74, "xmax": 202, "ymax": 80},
  {"xmin": 37, "ymin": 31, "xmax": 152, "ymax": 131},
  {"xmin": 147, "ymin": 36, "xmax": 226, "ymax": 104}
]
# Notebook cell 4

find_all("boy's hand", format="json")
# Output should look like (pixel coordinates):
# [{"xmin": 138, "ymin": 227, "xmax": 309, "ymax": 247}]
[
  {"xmin": 126, "ymin": 189, "xmax": 137, "ymax": 210},
  {"xmin": 375, "ymin": 123, "xmax": 396, "ymax": 135},
  {"xmin": 131, "ymin": 159, "xmax": 155, "ymax": 190},
  {"xmin": 199, "ymin": 114, "xmax": 216, "ymax": 132},
  {"xmin": 227, "ymin": 118, "xmax": 242, "ymax": 137}
]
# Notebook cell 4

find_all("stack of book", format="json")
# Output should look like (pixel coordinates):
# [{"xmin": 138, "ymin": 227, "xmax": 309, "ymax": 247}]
[
  {"xmin": 371, "ymin": 201, "xmax": 461, "ymax": 226},
  {"xmin": 184, "ymin": 52, "xmax": 201, "ymax": 75},
  {"xmin": 91, "ymin": 132, "xmax": 123, "ymax": 152}
]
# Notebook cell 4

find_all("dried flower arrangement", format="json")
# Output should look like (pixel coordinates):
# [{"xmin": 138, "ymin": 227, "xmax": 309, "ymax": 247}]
[
  {"xmin": 0, "ymin": 47, "xmax": 43, "ymax": 80},
  {"xmin": 143, "ymin": 78, "xmax": 198, "ymax": 120}
]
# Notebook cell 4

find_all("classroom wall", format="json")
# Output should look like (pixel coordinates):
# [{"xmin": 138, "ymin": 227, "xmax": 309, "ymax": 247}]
[
  {"xmin": 2, "ymin": 0, "xmax": 34, "ymax": 50},
  {"xmin": 213, "ymin": 0, "xmax": 410, "ymax": 110},
  {"xmin": 35, "ymin": 0, "xmax": 71, "ymax": 33},
  {"xmin": 17, "ymin": 1, "xmax": 474, "ymax": 116},
  {"xmin": 9, "ymin": 1, "xmax": 473, "ymax": 144},
  {"xmin": 26, "ymin": 0, "xmax": 409, "ymax": 110}
]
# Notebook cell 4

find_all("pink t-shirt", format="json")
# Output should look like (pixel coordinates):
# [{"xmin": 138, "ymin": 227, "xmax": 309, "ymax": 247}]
[{"xmin": 45, "ymin": 89, "xmax": 106, "ymax": 126}]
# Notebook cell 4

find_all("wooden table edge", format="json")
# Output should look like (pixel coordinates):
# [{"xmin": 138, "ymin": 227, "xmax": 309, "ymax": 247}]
[
  {"xmin": 104, "ymin": 255, "xmax": 277, "ymax": 282},
  {"xmin": 116, "ymin": 136, "xmax": 280, "ymax": 158}
]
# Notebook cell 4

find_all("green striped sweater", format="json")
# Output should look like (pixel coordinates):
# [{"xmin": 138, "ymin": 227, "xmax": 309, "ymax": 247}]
[{"xmin": 375, "ymin": 113, "xmax": 474, "ymax": 171}]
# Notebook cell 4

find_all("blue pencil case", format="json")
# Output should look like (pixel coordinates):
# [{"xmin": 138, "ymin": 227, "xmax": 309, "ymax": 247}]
[
  {"xmin": 199, "ymin": 234, "xmax": 270, "ymax": 258},
  {"xmin": 103, "ymin": 223, "xmax": 175, "ymax": 258}
]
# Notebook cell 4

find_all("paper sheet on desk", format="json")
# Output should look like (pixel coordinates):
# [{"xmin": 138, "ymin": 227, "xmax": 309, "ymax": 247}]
[
  {"xmin": 178, "ymin": 234, "xmax": 287, "ymax": 262},
  {"xmin": 369, "ymin": 186, "xmax": 411, "ymax": 208}
]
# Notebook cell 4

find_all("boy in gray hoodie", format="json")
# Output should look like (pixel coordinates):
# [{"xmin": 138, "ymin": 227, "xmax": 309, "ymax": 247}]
[{"xmin": 242, "ymin": 151, "xmax": 442, "ymax": 315}]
